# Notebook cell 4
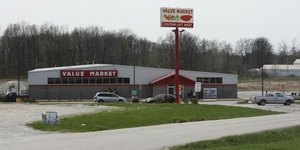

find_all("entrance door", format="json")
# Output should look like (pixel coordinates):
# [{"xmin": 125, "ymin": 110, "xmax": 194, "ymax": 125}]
[
  {"xmin": 167, "ymin": 84, "xmax": 184, "ymax": 98},
  {"xmin": 167, "ymin": 85, "xmax": 175, "ymax": 95}
]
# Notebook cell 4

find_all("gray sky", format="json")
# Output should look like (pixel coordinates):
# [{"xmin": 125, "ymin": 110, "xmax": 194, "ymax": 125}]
[{"xmin": 0, "ymin": 0, "xmax": 299, "ymax": 47}]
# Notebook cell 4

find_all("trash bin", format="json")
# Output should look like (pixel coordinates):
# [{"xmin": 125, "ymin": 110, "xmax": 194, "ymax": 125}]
[{"xmin": 16, "ymin": 98, "xmax": 22, "ymax": 103}]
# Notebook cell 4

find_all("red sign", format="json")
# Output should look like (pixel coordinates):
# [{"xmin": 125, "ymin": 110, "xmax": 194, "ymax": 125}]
[
  {"xmin": 60, "ymin": 70, "xmax": 118, "ymax": 78},
  {"xmin": 161, "ymin": 7, "xmax": 194, "ymax": 28}
]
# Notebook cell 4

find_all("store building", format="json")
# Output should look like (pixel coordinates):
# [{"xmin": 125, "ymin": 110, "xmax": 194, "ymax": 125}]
[{"xmin": 28, "ymin": 64, "xmax": 238, "ymax": 100}]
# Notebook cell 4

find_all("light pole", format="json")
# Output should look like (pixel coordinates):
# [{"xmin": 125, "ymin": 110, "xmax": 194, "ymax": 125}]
[
  {"xmin": 130, "ymin": 41, "xmax": 139, "ymax": 98},
  {"xmin": 259, "ymin": 40, "xmax": 264, "ymax": 96},
  {"xmin": 12, "ymin": 36, "xmax": 21, "ymax": 96}
]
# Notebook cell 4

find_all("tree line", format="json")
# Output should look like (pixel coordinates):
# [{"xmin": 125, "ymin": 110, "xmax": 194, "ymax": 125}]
[{"xmin": 0, "ymin": 22, "xmax": 299, "ymax": 79}]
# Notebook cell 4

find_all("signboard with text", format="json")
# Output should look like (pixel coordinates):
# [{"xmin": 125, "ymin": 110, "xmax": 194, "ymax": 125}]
[
  {"xmin": 160, "ymin": 7, "xmax": 194, "ymax": 28},
  {"xmin": 60, "ymin": 70, "xmax": 118, "ymax": 78},
  {"xmin": 195, "ymin": 82, "xmax": 201, "ymax": 92}
]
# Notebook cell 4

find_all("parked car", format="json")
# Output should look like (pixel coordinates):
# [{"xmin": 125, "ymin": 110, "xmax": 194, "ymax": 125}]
[
  {"xmin": 141, "ymin": 94, "xmax": 175, "ymax": 103},
  {"xmin": 250, "ymin": 92, "xmax": 294, "ymax": 106},
  {"xmin": 93, "ymin": 92, "xmax": 127, "ymax": 103}
]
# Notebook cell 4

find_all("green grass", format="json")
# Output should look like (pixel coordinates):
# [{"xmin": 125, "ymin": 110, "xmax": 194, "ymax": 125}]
[
  {"xmin": 171, "ymin": 125, "xmax": 300, "ymax": 150},
  {"xmin": 27, "ymin": 103, "xmax": 281, "ymax": 132}
]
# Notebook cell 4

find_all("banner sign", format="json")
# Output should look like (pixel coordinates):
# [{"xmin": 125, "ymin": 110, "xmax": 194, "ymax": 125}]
[
  {"xmin": 60, "ymin": 70, "xmax": 118, "ymax": 78},
  {"xmin": 195, "ymin": 82, "xmax": 201, "ymax": 92},
  {"xmin": 160, "ymin": 7, "xmax": 194, "ymax": 28}
]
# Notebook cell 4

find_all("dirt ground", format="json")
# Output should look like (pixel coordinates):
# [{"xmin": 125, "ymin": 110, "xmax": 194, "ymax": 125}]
[{"xmin": 238, "ymin": 81, "xmax": 300, "ymax": 92}]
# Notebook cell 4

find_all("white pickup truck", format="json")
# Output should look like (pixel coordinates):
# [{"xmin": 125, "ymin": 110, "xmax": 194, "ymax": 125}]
[{"xmin": 251, "ymin": 92, "xmax": 294, "ymax": 106}]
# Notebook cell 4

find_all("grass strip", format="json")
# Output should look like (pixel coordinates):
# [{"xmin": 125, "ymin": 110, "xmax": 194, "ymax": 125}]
[
  {"xmin": 171, "ymin": 125, "xmax": 300, "ymax": 150},
  {"xmin": 27, "ymin": 103, "xmax": 281, "ymax": 132}
]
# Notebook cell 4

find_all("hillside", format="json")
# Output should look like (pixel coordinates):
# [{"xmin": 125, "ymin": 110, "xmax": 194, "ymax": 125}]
[{"xmin": 238, "ymin": 79, "xmax": 300, "ymax": 92}]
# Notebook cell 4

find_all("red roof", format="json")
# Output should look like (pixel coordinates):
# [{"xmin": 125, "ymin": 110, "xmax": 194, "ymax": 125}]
[{"xmin": 150, "ymin": 73, "xmax": 195, "ymax": 86}]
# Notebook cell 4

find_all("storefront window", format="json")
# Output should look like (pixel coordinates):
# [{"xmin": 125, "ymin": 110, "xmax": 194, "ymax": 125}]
[
  {"xmin": 124, "ymin": 78, "xmax": 130, "ymax": 84},
  {"xmin": 48, "ymin": 78, "xmax": 54, "ymax": 84},
  {"xmin": 69, "ymin": 78, "xmax": 75, "ymax": 84},
  {"xmin": 196, "ymin": 77, "xmax": 222, "ymax": 84},
  {"xmin": 83, "ymin": 78, "xmax": 89, "ymax": 84},
  {"xmin": 54, "ymin": 78, "xmax": 61, "ymax": 84},
  {"xmin": 76, "ymin": 78, "xmax": 82, "ymax": 84},
  {"xmin": 117, "ymin": 78, "xmax": 123, "ymax": 83},
  {"xmin": 96, "ymin": 78, "xmax": 102, "ymax": 84},
  {"xmin": 90, "ymin": 78, "xmax": 96, "ymax": 84},
  {"xmin": 62, "ymin": 78, "xmax": 68, "ymax": 84},
  {"xmin": 110, "ymin": 78, "xmax": 116, "ymax": 84},
  {"xmin": 48, "ymin": 77, "xmax": 131, "ymax": 84},
  {"xmin": 103, "ymin": 78, "xmax": 109, "ymax": 84}
]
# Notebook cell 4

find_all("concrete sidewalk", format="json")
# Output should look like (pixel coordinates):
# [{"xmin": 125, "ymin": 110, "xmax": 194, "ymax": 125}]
[{"xmin": 1, "ymin": 113, "xmax": 300, "ymax": 150}]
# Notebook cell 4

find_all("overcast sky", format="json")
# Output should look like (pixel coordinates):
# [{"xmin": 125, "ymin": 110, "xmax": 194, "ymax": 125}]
[{"xmin": 1, "ymin": 0, "xmax": 299, "ymax": 48}]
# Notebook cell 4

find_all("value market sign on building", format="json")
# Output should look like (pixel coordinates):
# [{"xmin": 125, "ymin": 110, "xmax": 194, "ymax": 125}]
[
  {"xmin": 60, "ymin": 70, "xmax": 118, "ymax": 78},
  {"xmin": 160, "ymin": 7, "xmax": 194, "ymax": 28}
]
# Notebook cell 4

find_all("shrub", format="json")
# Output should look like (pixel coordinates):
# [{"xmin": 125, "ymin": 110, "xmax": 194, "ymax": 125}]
[
  {"xmin": 131, "ymin": 98, "xmax": 140, "ymax": 103},
  {"xmin": 23, "ymin": 97, "xmax": 37, "ymax": 103},
  {"xmin": 190, "ymin": 98, "xmax": 198, "ymax": 104}
]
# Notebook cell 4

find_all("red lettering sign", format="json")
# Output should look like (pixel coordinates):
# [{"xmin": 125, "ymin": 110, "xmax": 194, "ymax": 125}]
[
  {"xmin": 60, "ymin": 70, "xmax": 118, "ymax": 78},
  {"xmin": 161, "ymin": 7, "xmax": 194, "ymax": 28}
]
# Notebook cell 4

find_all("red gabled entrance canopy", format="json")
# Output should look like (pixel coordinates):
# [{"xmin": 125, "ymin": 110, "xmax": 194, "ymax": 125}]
[{"xmin": 150, "ymin": 73, "xmax": 195, "ymax": 86}]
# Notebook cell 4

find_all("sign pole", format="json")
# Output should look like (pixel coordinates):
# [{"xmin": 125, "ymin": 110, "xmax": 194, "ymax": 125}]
[
  {"xmin": 175, "ymin": 27, "xmax": 180, "ymax": 103},
  {"xmin": 160, "ymin": 7, "xmax": 194, "ymax": 104}
]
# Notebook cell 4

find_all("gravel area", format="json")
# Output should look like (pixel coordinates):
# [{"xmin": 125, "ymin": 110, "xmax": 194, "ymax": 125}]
[{"xmin": 0, "ymin": 103, "xmax": 118, "ymax": 140}]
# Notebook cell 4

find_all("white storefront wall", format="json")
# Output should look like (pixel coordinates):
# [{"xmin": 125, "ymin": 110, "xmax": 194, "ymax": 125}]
[{"xmin": 28, "ymin": 64, "xmax": 238, "ymax": 85}]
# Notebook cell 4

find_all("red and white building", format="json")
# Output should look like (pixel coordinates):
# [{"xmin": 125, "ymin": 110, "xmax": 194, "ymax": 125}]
[{"xmin": 28, "ymin": 64, "xmax": 238, "ymax": 100}]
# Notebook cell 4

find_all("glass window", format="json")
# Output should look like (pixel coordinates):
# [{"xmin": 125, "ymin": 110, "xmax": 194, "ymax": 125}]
[
  {"xmin": 76, "ymin": 78, "xmax": 82, "ymax": 84},
  {"xmin": 90, "ymin": 78, "xmax": 96, "ymax": 84},
  {"xmin": 69, "ymin": 78, "xmax": 75, "ymax": 84},
  {"xmin": 210, "ymin": 78, "xmax": 216, "ymax": 84},
  {"xmin": 62, "ymin": 78, "xmax": 68, "ymax": 84},
  {"xmin": 110, "ymin": 78, "xmax": 116, "ymax": 84},
  {"xmin": 124, "ymin": 78, "xmax": 130, "ymax": 84},
  {"xmin": 216, "ymin": 78, "xmax": 222, "ymax": 83},
  {"xmin": 117, "ymin": 78, "xmax": 123, "ymax": 84},
  {"xmin": 54, "ymin": 78, "xmax": 61, "ymax": 84},
  {"xmin": 103, "ymin": 78, "xmax": 109, "ymax": 84},
  {"xmin": 196, "ymin": 77, "xmax": 203, "ymax": 82},
  {"xmin": 203, "ymin": 78, "xmax": 209, "ymax": 83},
  {"xmin": 96, "ymin": 78, "xmax": 102, "ymax": 84},
  {"xmin": 83, "ymin": 78, "xmax": 89, "ymax": 84},
  {"xmin": 48, "ymin": 78, "xmax": 54, "ymax": 84}
]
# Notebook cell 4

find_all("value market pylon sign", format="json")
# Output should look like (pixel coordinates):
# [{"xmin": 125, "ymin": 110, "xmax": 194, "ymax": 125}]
[{"xmin": 160, "ymin": 7, "xmax": 194, "ymax": 28}]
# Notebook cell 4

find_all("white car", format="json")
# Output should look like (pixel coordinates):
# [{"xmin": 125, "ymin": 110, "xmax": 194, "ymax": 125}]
[{"xmin": 93, "ymin": 92, "xmax": 127, "ymax": 103}]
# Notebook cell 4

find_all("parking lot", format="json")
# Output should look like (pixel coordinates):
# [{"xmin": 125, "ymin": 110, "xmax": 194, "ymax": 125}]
[{"xmin": 1, "ymin": 100, "xmax": 300, "ymax": 150}]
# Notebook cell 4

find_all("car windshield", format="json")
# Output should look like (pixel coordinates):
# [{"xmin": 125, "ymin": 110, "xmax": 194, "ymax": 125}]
[{"xmin": 155, "ymin": 94, "xmax": 167, "ymax": 99}]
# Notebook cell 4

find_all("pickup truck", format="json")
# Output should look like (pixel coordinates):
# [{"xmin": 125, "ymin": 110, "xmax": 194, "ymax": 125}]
[
  {"xmin": 291, "ymin": 92, "xmax": 300, "ymax": 100},
  {"xmin": 3, "ymin": 92, "xmax": 30, "ymax": 102},
  {"xmin": 251, "ymin": 92, "xmax": 294, "ymax": 106}
]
